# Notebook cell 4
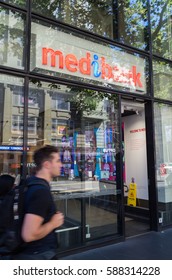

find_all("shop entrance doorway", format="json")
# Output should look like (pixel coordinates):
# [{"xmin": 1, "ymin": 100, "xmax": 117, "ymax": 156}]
[{"xmin": 121, "ymin": 99, "xmax": 150, "ymax": 237}]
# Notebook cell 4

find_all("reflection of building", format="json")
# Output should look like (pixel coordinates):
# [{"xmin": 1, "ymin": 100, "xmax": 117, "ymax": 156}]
[
  {"xmin": 0, "ymin": 83, "xmax": 71, "ymax": 147},
  {"xmin": 0, "ymin": 81, "xmax": 116, "ymax": 180}
]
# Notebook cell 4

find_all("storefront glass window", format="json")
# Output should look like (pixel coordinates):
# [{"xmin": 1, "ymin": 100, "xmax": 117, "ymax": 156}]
[
  {"xmin": 1, "ymin": 1, "xmax": 26, "ymax": 8},
  {"xmin": 151, "ymin": 1, "xmax": 172, "ymax": 60},
  {"xmin": 0, "ymin": 74, "xmax": 24, "ymax": 183},
  {"xmin": 153, "ymin": 59, "xmax": 172, "ymax": 101},
  {"xmin": 28, "ymin": 79, "xmax": 122, "ymax": 248},
  {"xmin": 30, "ymin": 20, "xmax": 148, "ymax": 95},
  {"xmin": 0, "ymin": 6, "xmax": 26, "ymax": 69},
  {"xmin": 114, "ymin": 0, "xmax": 149, "ymax": 50},
  {"xmin": 32, "ymin": 0, "xmax": 113, "ymax": 39},
  {"xmin": 154, "ymin": 103, "xmax": 172, "ymax": 227}
]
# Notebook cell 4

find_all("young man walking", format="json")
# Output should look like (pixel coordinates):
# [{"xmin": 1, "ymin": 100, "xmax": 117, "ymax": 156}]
[{"xmin": 14, "ymin": 145, "xmax": 64, "ymax": 260}]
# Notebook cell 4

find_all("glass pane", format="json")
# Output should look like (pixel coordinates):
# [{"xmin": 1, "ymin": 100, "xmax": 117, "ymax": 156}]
[
  {"xmin": 31, "ymin": 20, "xmax": 148, "ymax": 95},
  {"xmin": 32, "ymin": 0, "xmax": 113, "ymax": 39},
  {"xmin": 28, "ymin": 79, "xmax": 122, "ymax": 249},
  {"xmin": 153, "ymin": 59, "xmax": 172, "ymax": 101},
  {"xmin": 154, "ymin": 103, "xmax": 172, "ymax": 227},
  {"xmin": 0, "ymin": 7, "xmax": 26, "ymax": 69},
  {"xmin": 151, "ymin": 1, "xmax": 172, "ymax": 59},
  {"xmin": 85, "ymin": 97, "xmax": 120, "ymax": 240},
  {"xmin": 1, "ymin": 0, "xmax": 26, "ymax": 8},
  {"xmin": 115, "ymin": 0, "xmax": 149, "ymax": 50},
  {"xmin": 0, "ymin": 74, "xmax": 24, "ymax": 184}
]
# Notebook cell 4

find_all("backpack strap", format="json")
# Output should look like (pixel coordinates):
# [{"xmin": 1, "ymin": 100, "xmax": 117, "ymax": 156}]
[{"xmin": 13, "ymin": 179, "xmax": 49, "ymax": 222}]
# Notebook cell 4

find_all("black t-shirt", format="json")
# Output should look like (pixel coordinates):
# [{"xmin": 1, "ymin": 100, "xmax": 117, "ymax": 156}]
[{"xmin": 22, "ymin": 176, "xmax": 58, "ymax": 254}]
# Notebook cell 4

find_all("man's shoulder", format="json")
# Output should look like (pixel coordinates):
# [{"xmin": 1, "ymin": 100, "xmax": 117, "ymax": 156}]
[
  {"xmin": 25, "ymin": 180, "xmax": 51, "ymax": 206},
  {"xmin": 26, "ymin": 176, "xmax": 50, "ymax": 189},
  {"xmin": 25, "ymin": 177, "xmax": 51, "ymax": 199}
]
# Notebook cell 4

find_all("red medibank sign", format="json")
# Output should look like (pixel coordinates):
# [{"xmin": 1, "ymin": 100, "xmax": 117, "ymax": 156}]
[
  {"xmin": 31, "ymin": 22, "xmax": 146, "ymax": 92},
  {"xmin": 42, "ymin": 47, "xmax": 144, "ymax": 90}
]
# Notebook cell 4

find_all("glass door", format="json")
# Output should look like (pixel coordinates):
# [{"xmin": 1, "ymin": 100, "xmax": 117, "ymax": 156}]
[
  {"xmin": 83, "ymin": 94, "xmax": 121, "ymax": 241},
  {"xmin": 121, "ymin": 99, "xmax": 150, "ymax": 237},
  {"xmin": 28, "ymin": 79, "xmax": 123, "ymax": 250}
]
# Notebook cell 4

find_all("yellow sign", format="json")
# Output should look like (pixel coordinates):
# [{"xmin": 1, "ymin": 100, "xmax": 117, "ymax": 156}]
[{"xmin": 127, "ymin": 182, "xmax": 137, "ymax": 206}]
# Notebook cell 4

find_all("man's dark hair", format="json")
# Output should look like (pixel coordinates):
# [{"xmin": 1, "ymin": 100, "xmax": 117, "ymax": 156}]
[{"xmin": 33, "ymin": 145, "xmax": 59, "ymax": 171}]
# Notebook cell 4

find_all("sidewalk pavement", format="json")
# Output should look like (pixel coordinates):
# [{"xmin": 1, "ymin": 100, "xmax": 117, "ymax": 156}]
[{"xmin": 61, "ymin": 228, "xmax": 172, "ymax": 260}]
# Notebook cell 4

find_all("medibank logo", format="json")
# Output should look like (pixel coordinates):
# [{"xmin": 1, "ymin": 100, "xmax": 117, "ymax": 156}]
[{"xmin": 42, "ymin": 47, "xmax": 143, "ymax": 89}]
